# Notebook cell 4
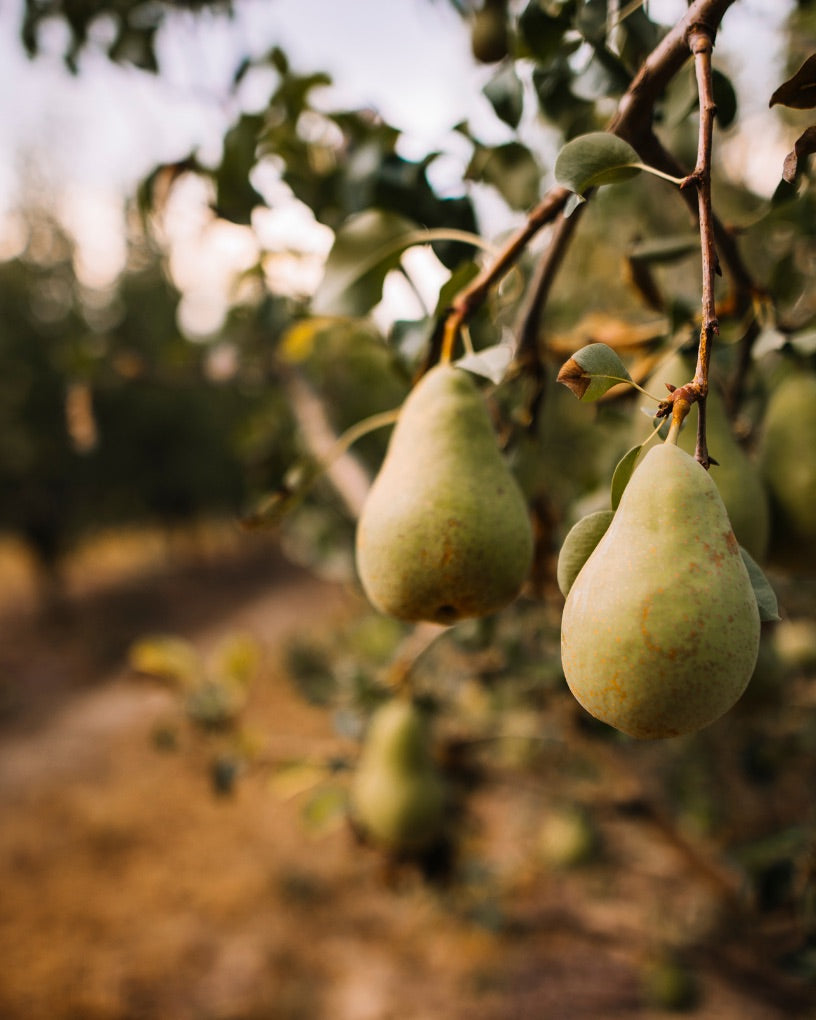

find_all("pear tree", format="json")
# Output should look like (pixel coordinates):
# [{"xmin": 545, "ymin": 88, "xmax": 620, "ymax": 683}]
[{"xmin": 20, "ymin": 0, "xmax": 816, "ymax": 908}]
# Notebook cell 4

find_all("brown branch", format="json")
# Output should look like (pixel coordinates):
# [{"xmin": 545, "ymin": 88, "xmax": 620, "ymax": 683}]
[
  {"xmin": 436, "ymin": 0, "xmax": 741, "ymax": 369},
  {"xmin": 439, "ymin": 187, "xmax": 572, "ymax": 363},
  {"xmin": 511, "ymin": 205, "xmax": 587, "ymax": 426},
  {"xmin": 679, "ymin": 25, "xmax": 721, "ymax": 468}
]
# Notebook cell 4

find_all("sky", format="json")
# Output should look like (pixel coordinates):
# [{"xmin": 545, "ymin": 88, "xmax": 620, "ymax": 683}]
[{"xmin": 0, "ymin": 0, "xmax": 800, "ymax": 331}]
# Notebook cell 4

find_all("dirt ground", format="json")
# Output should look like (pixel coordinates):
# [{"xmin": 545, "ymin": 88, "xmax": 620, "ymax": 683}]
[{"xmin": 0, "ymin": 530, "xmax": 815, "ymax": 1020}]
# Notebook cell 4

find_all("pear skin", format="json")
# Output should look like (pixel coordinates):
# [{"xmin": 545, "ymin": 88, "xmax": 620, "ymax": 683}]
[
  {"xmin": 561, "ymin": 443, "xmax": 760, "ymax": 739},
  {"xmin": 355, "ymin": 364, "xmax": 533, "ymax": 623},
  {"xmin": 349, "ymin": 699, "xmax": 446, "ymax": 853}
]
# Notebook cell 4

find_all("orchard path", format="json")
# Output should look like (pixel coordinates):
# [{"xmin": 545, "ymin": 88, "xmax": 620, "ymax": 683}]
[{"xmin": 0, "ymin": 536, "xmax": 811, "ymax": 1019}]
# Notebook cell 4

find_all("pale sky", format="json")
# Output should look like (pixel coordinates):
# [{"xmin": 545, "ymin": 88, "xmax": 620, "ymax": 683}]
[{"xmin": 0, "ymin": 0, "xmax": 799, "ymax": 332}]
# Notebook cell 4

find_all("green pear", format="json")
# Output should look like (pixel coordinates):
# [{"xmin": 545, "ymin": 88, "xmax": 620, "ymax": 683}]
[
  {"xmin": 635, "ymin": 353, "xmax": 769, "ymax": 561},
  {"xmin": 355, "ymin": 364, "xmax": 533, "ymax": 623},
  {"xmin": 349, "ymin": 699, "xmax": 446, "ymax": 853},
  {"xmin": 561, "ymin": 442, "xmax": 760, "ymax": 739},
  {"xmin": 759, "ymin": 373, "xmax": 816, "ymax": 557}
]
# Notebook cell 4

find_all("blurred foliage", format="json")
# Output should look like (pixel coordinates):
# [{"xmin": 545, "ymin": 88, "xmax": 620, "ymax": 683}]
[
  {"xmin": 0, "ymin": 209, "xmax": 298, "ymax": 574},
  {"xmin": 22, "ymin": 0, "xmax": 232, "ymax": 72}
]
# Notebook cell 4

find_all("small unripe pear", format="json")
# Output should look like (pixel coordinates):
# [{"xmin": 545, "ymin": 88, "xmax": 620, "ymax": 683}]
[
  {"xmin": 355, "ymin": 364, "xmax": 533, "ymax": 623},
  {"xmin": 349, "ymin": 699, "xmax": 446, "ymax": 853},
  {"xmin": 561, "ymin": 443, "xmax": 760, "ymax": 739}
]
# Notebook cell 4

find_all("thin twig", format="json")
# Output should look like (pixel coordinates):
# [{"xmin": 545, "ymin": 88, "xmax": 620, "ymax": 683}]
[
  {"xmin": 512, "ymin": 206, "xmax": 587, "ymax": 427},
  {"xmin": 437, "ymin": 0, "xmax": 741, "ymax": 369},
  {"xmin": 682, "ymin": 26, "xmax": 721, "ymax": 468},
  {"xmin": 439, "ymin": 188, "xmax": 572, "ymax": 363}
]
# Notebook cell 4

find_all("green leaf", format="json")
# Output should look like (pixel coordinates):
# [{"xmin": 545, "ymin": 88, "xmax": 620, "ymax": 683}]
[
  {"xmin": 556, "ymin": 342, "xmax": 633, "ymax": 401},
  {"xmin": 468, "ymin": 142, "xmax": 541, "ymax": 210},
  {"xmin": 557, "ymin": 510, "xmax": 614, "ymax": 598},
  {"xmin": 483, "ymin": 64, "xmax": 524, "ymax": 129},
  {"xmin": 611, "ymin": 444, "xmax": 642, "ymax": 510},
  {"xmin": 739, "ymin": 547, "xmax": 781, "ymax": 623},
  {"xmin": 712, "ymin": 70, "xmax": 738, "ymax": 129},
  {"xmin": 212, "ymin": 113, "xmax": 266, "ymax": 225},
  {"xmin": 433, "ymin": 261, "xmax": 481, "ymax": 316},
  {"xmin": 311, "ymin": 210, "xmax": 418, "ymax": 317},
  {"xmin": 628, "ymin": 234, "xmax": 700, "ymax": 264},
  {"xmin": 517, "ymin": 1, "xmax": 569, "ymax": 61},
  {"xmin": 455, "ymin": 339, "xmax": 514, "ymax": 385},
  {"xmin": 554, "ymin": 132, "xmax": 641, "ymax": 195}
]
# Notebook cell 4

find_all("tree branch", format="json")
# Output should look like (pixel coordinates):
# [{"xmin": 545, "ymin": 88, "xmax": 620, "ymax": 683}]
[
  {"xmin": 683, "ymin": 25, "xmax": 721, "ymax": 468},
  {"xmin": 437, "ymin": 0, "xmax": 741, "ymax": 368},
  {"xmin": 511, "ymin": 206, "xmax": 586, "ymax": 426}
]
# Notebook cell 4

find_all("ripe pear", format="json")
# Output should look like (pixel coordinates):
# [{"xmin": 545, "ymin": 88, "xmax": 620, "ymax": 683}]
[
  {"xmin": 759, "ymin": 373, "xmax": 816, "ymax": 558},
  {"xmin": 355, "ymin": 364, "xmax": 533, "ymax": 623},
  {"xmin": 636, "ymin": 353, "xmax": 769, "ymax": 561},
  {"xmin": 349, "ymin": 699, "xmax": 446, "ymax": 853},
  {"xmin": 561, "ymin": 442, "xmax": 760, "ymax": 739}
]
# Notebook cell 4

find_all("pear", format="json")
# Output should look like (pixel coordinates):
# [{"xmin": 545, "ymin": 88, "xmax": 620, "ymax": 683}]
[
  {"xmin": 561, "ymin": 442, "xmax": 760, "ymax": 739},
  {"xmin": 349, "ymin": 698, "xmax": 446, "ymax": 853},
  {"xmin": 355, "ymin": 364, "xmax": 533, "ymax": 623},
  {"xmin": 759, "ymin": 373, "xmax": 816, "ymax": 558},
  {"xmin": 635, "ymin": 353, "xmax": 769, "ymax": 561}
]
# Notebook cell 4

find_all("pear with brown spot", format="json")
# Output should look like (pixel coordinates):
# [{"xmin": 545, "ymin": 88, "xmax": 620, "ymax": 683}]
[
  {"xmin": 560, "ymin": 442, "xmax": 760, "ymax": 739},
  {"xmin": 355, "ymin": 363, "xmax": 533, "ymax": 623}
]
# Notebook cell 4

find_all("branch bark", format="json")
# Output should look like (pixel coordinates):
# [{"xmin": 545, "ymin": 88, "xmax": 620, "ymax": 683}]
[{"xmin": 684, "ymin": 25, "xmax": 721, "ymax": 468}]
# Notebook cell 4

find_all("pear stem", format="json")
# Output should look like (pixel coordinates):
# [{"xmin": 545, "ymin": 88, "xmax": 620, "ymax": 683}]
[{"xmin": 665, "ymin": 397, "xmax": 691, "ymax": 445}]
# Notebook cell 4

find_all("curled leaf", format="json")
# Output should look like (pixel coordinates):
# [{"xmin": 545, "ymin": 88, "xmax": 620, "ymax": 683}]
[
  {"xmin": 628, "ymin": 234, "xmax": 700, "ymax": 264},
  {"xmin": 557, "ymin": 342, "xmax": 633, "ymax": 401},
  {"xmin": 782, "ymin": 126, "xmax": 816, "ymax": 184},
  {"xmin": 770, "ymin": 54, "xmax": 816, "ymax": 110}
]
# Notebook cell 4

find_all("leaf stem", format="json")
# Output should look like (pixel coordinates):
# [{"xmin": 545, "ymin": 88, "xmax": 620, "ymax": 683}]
[{"xmin": 631, "ymin": 163, "xmax": 686, "ymax": 186}]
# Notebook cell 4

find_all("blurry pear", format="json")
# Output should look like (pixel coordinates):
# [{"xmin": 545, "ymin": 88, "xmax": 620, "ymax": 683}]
[
  {"xmin": 355, "ymin": 364, "xmax": 533, "ymax": 623},
  {"xmin": 470, "ymin": 0, "xmax": 509, "ymax": 64},
  {"xmin": 759, "ymin": 373, "xmax": 816, "ymax": 559},
  {"xmin": 349, "ymin": 699, "xmax": 446, "ymax": 853},
  {"xmin": 636, "ymin": 352, "xmax": 769, "ymax": 560},
  {"xmin": 561, "ymin": 442, "xmax": 760, "ymax": 739}
]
